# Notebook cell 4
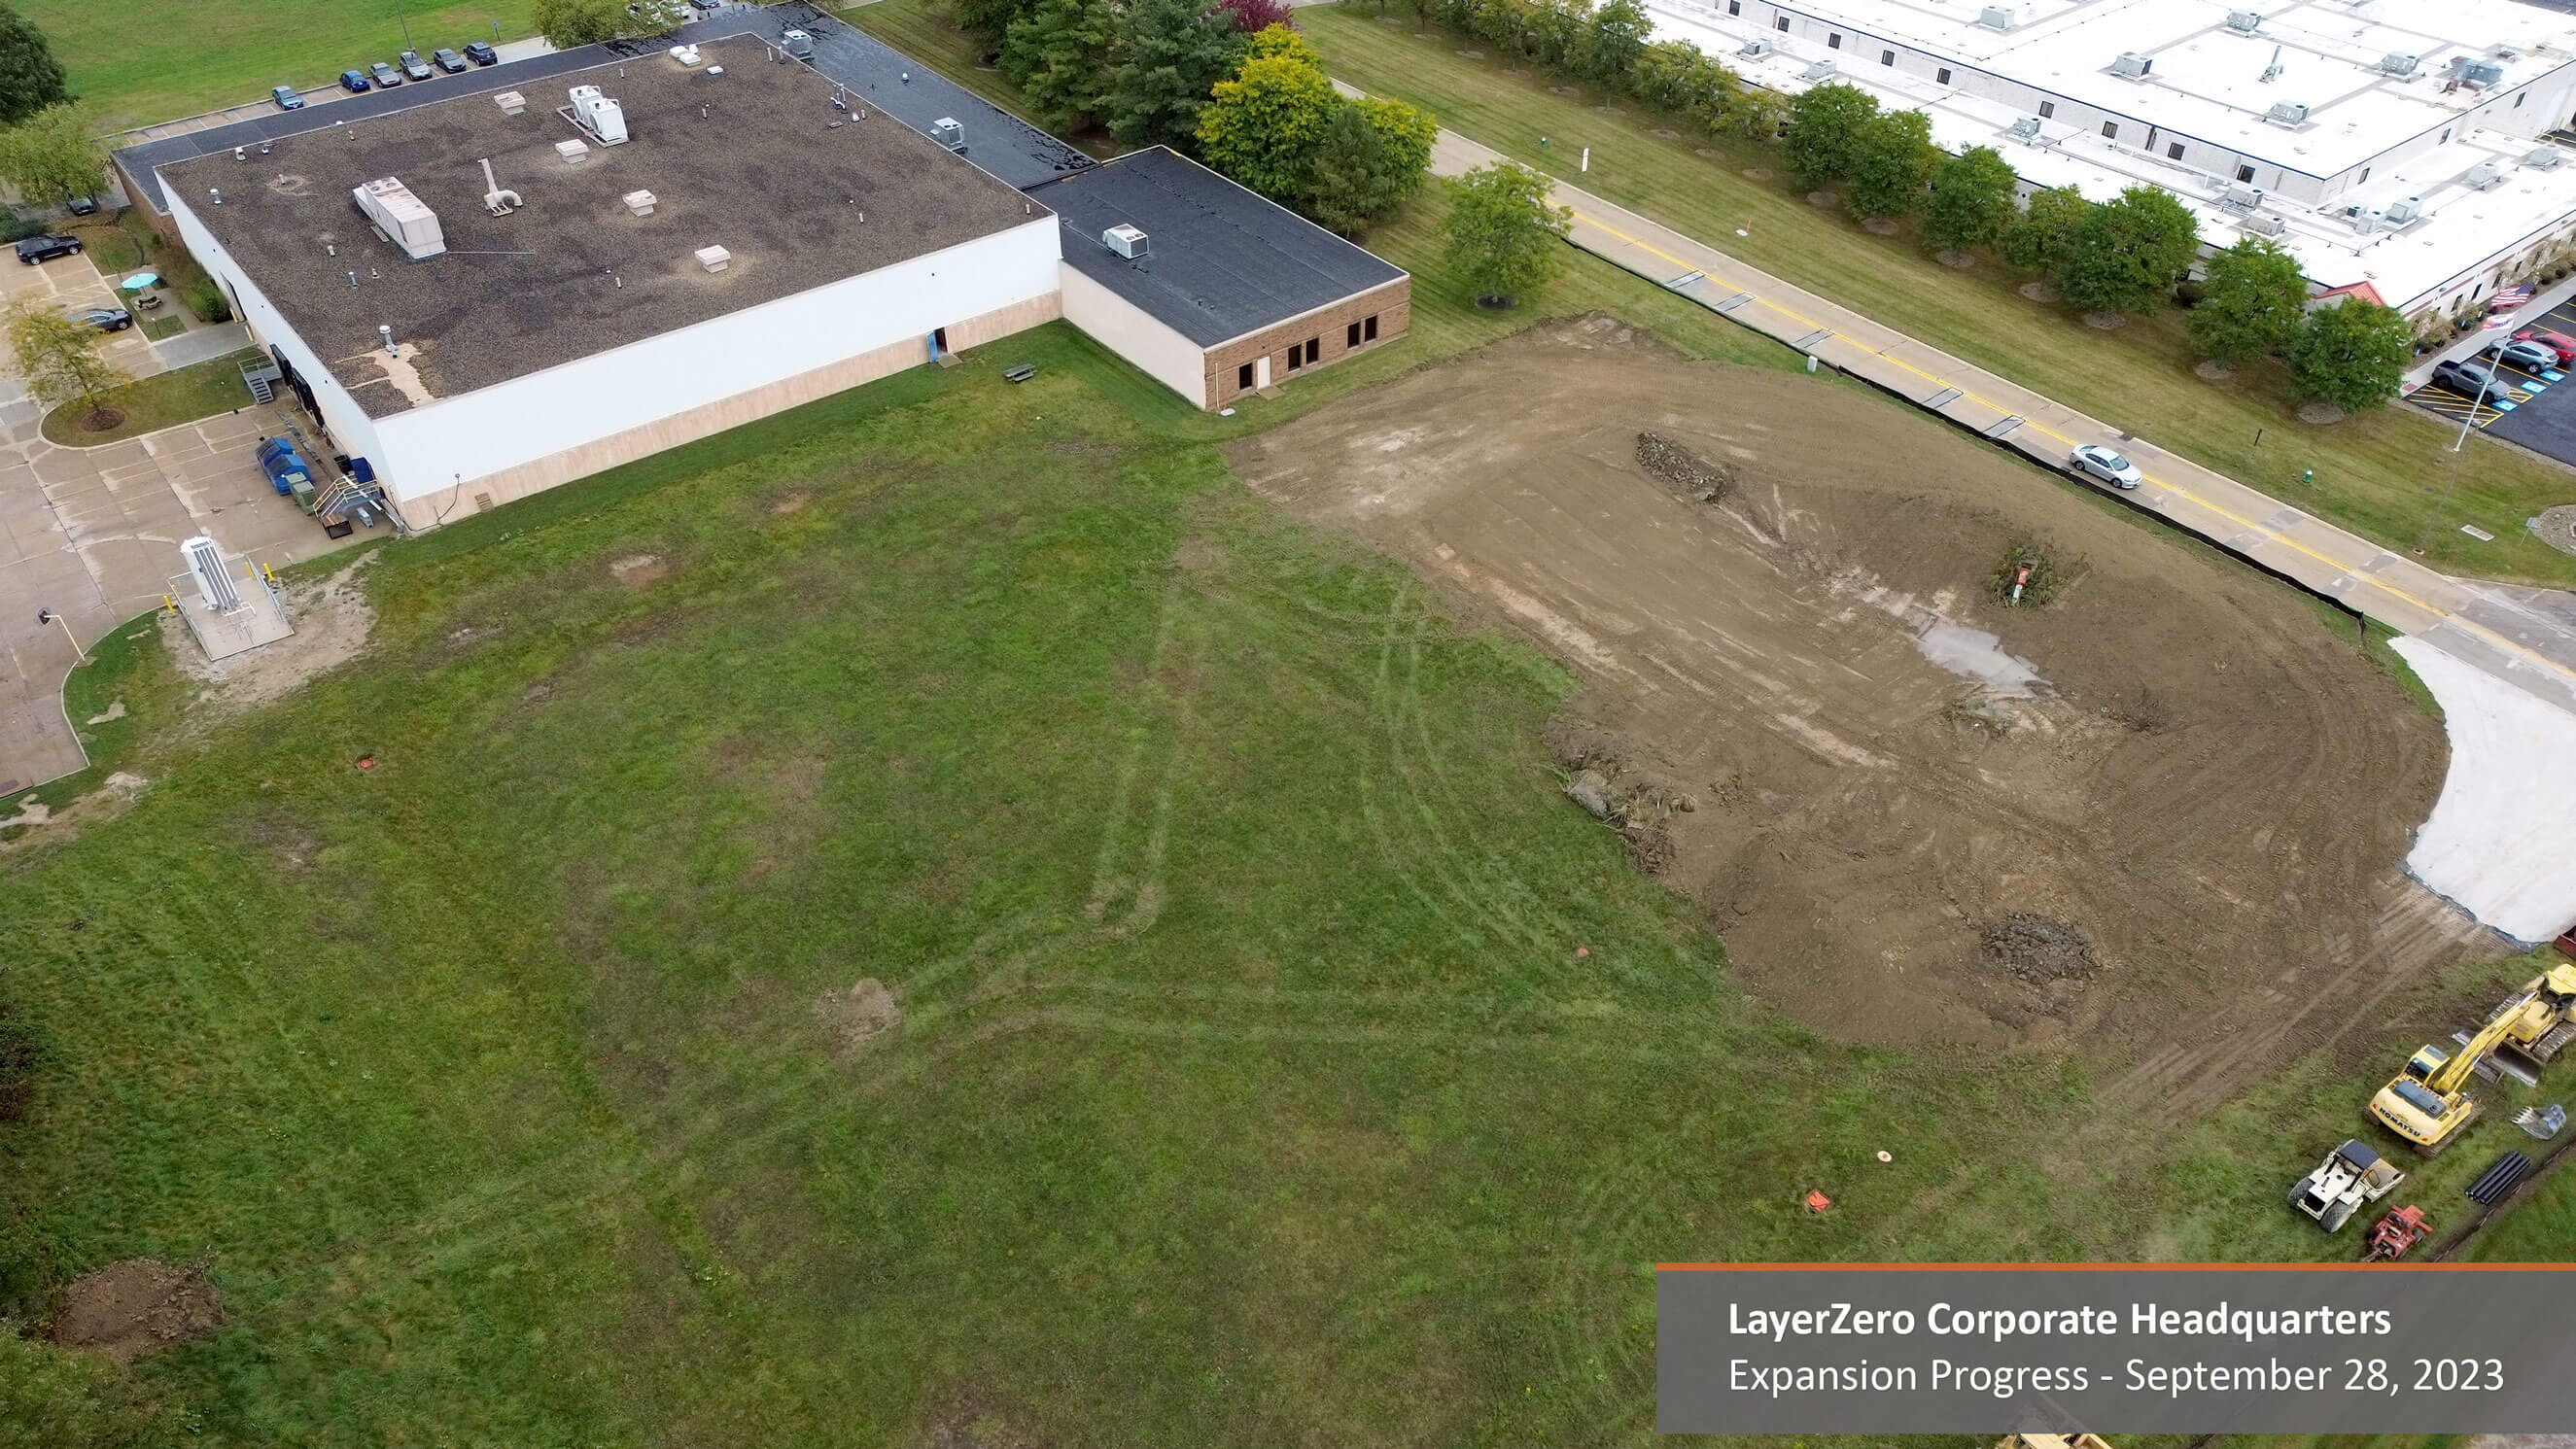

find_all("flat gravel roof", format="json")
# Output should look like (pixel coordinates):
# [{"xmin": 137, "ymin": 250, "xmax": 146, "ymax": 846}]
[
  {"xmin": 163, "ymin": 34, "xmax": 1044, "ymax": 416},
  {"xmin": 1029, "ymin": 148, "xmax": 1408, "ymax": 349}
]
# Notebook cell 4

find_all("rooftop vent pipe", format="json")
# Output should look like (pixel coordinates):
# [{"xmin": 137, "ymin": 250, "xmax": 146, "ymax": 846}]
[{"xmin": 479, "ymin": 157, "xmax": 522, "ymax": 216}]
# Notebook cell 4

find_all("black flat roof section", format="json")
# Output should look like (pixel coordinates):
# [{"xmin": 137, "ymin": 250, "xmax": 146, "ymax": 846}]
[
  {"xmin": 162, "ymin": 35, "xmax": 1044, "ymax": 417},
  {"xmin": 1028, "ymin": 148, "xmax": 1408, "ymax": 348},
  {"xmin": 785, "ymin": 9, "xmax": 1093, "ymax": 189}
]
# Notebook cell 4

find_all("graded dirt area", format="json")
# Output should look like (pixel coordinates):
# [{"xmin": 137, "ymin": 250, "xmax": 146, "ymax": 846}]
[
  {"xmin": 52, "ymin": 1257, "xmax": 224, "ymax": 1363},
  {"xmin": 1229, "ymin": 320, "xmax": 2477, "ymax": 1108}
]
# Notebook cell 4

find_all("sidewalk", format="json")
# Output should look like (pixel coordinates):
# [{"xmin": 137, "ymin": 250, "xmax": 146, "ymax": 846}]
[
  {"xmin": 2403, "ymin": 269, "xmax": 2576, "ymax": 389},
  {"xmin": 1408, "ymin": 120, "xmax": 2576, "ymax": 718}
]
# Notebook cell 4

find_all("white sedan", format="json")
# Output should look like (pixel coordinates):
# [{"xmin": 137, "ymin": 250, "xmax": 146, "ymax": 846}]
[{"xmin": 2071, "ymin": 443, "xmax": 2143, "ymax": 490}]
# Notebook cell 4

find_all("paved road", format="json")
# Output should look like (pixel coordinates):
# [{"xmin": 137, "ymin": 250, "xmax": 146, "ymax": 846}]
[{"xmin": 1395, "ymin": 113, "xmax": 2576, "ymax": 716}]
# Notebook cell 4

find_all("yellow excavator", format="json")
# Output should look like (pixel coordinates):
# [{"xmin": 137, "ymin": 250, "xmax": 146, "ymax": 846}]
[{"xmin": 2369, "ymin": 964, "xmax": 2576, "ymax": 1155}]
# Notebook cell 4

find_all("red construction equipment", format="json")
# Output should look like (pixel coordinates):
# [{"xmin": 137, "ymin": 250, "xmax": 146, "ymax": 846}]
[{"xmin": 2363, "ymin": 1204, "xmax": 2432, "ymax": 1261}]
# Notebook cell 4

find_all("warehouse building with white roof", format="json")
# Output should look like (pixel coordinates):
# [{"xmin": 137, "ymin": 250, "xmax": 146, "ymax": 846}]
[{"xmin": 1647, "ymin": 0, "xmax": 2576, "ymax": 325}]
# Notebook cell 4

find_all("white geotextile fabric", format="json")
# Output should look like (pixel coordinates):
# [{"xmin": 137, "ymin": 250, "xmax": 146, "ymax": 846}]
[{"xmin": 2393, "ymin": 635, "xmax": 2576, "ymax": 945}]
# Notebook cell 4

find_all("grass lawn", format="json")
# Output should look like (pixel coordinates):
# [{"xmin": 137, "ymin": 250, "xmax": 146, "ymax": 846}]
[
  {"xmin": 1279, "ymin": 1, "xmax": 2576, "ymax": 587},
  {"xmin": 38, "ymin": 348, "xmax": 262, "ymax": 446},
  {"xmin": 22, "ymin": 0, "xmax": 537, "ymax": 130}
]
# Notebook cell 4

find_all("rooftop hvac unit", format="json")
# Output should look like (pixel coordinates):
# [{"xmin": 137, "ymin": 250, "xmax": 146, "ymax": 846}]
[
  {"xmin": 1737, "ymin": 37, "xmax": 1771, "ymax": 58},
  {"xmin": 2241, "ymin": 213, "xmax": 2285, "ymax": 236},
  {"xmin": 352, "ymin": 176, "xmax": 445, "ymax": 259},
  {"xmin": 2111, "ymin": 52, "xmax": 2152, "ymax": 78},
  {"xmin": 2453, "ymin": 57, "xmax": 2506, "ymax": 88},
  {"xmin": 2529, "ymin": 146, "xmax": 2566, "ymax": 169},
  {"xmin": 2344, "ymin": 206, "xmax": 2381, "ymax": 233},
  {"xmin": 2007, "ymin": 114, "xmax": 2043, "ymax": 141},
  {"xmin": 2380, "ymin": 52, "xmax": 2418, "ymax": 77},
  {"xmin": 2225, "ymin": 10, "xmax": 2261, "ymax": 33},
  {"xmin": 668, "ymin": 43, "xmax": 702, "ymax": 66},
  {"xmin": 555, "ymin": 138, "xmax": 589, "ymax": 164},
  {"xmin": 781, "ymin": 28, "xmax": 814, "ymax": 58},
  {"xmin": 494, "ymin": 89, "xmax": 527, "ymax": 116},
  {"xmin": 2220, "ymin": 184, "xmax": 2264, "ymax": 211},
  {"xmin": 2384, "ymin": 194, "xmax": 2422, "ymax": 224},
  {"xmin": 930, "ymin": 117, "xmax": 965, "ymax": 151},
  {"xmin": 2265, "ymin": 100, "xmax": 2309, "ymax": 125},
  {"xmin": 694, "ymin": 244, "xmax": 732, "ymax": 273},
  {"xmin": 623, "ymin": 189, "xmax": 658, "ymax": 216},
  {"xmin": 1978, "ymin": 5, "xmax": 2015, "ymax": 31},
  {"xmin": 2466, "ymin": 160, "xmax": 2506, "ymax": 190},
  {"xmin": 1103, "ymin": 224, "xmax": 1148, "ymax": 259},
  {"xmin": 570, "ymin": 85, "xmax": 629, "ymax": 145},
  {"xmin": 1800, "ymin": 58, "xmax": 1836, "ymax": 82}
]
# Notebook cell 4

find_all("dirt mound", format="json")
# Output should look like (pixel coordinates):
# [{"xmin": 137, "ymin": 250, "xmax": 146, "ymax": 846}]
[
  {"xmin": 52, "ymin": 1259, "xmax": 223, "ymax": 1363},
  {"xmin": 1635, "ymin": 431, "xmax": 1733, "ymax": 502},
  {"xmin": 1229, "ymin": 318, "xmax": 2466, "ymax": 1090},
  {"xmin": 1984, "ymin": 914, "xmax": 2098, "ymax": 983},
  {"xmin": 814, "ymin": 979, "xmax": 903, "ymax": 1057}
]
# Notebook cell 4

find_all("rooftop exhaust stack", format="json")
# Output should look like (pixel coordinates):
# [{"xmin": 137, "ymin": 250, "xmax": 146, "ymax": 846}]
[
  {"xmin": 495, "ymin": 89, "xmax": 527, "ymax": 117},
  {"xmin": 479, "ymin": 157, "xmax": 522, "ymax": 216},
  {"xmin": 694, "ymin": 244, "xmax": 732, "ymax": 273},
  {"xmin": 569, "ymin": 85, "xmax": 629, "ymax": 145},
  {"xmin": 556, "ymin": 138, "xmax": 590, "ymax": 165},
  {"xmin": 353, "ymin": 176, "xmax": 445, "ymax": 259},
  {"xmin": 1103, "ymin": 224, "xmax": 1149, "ymax": 259},
  {"xmin": 623, "ymin": 189, "xmax": 658, "ymax": 217}
]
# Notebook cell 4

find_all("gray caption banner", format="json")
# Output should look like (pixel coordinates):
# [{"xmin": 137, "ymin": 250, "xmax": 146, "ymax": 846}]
[{"xmin": 1658, "ymin": 1267, "xmax": 2576, "ymax": 1433}]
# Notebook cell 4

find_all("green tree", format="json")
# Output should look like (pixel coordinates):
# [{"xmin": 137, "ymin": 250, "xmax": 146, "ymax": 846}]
[
  {"xmin": 1782, "ymin": 83, "xmax": 1879, "ymax": 190},
  {"xmin": 1303, "ymin": 95, "xmax": 1438, "ymax": 234},
  {"xmin": 1525, "ymin": 0, "xmax": 1590, "ymax": 70},
  {"xmin": 1718, "ymin": 86, "xmax": 1788, "ymax": 140},
  {"xmin": 1103, "ymin": 0, "xmax": 1247, "ymax": 149},
  {"xmin": 5, "ymin": 298, "xmax": 125, "ymax": 429},
  {"xmin": 1196, "ymin": 52, "xmax": 1343, "ymax": 202},
  {"xmin": 1843, "ymin": 107, "xmax": 1937, "ymax": 222},
  {"xmin": 2186, "ymin": 235, "xmax": 2309, "ymax": 364},
  {"xmin": 1441, "ymin": 159, "xmax": 1571, "ymax": 306},
  {"xmin": 1629, "ymin": 39, "xmax": 1736, "ymax": 122},
  {"xmin": 0, "ymin": 104, "xmax": 98, "ymax": 210},
  {"xmin": 2286, "ymin": 298, "xmax": 2411, "ymax": 413},
  {"xmin": 0, "ymin": 6, "xmax": 69, "ymax": 126},
  {"xmin": 1001, "ymin": 0, "xmax": 1112, "ymax": 130},
  {"xmin": 2057, "ymin": 185, "xmax": 2200, "ymax": 315},
  {"xmin": 1471, "ymin": 0, "xmax": 1533, "ymax": 69},
  {"xmin": 1920, "ymin": 145, "xmax": 2018, "ymax": 257},
  {"xmin": 2001, "ymin": 186, "xmax": 2095, "ymax": 275},
  {"xmin": 1581, "ymin": 0, "xmax": 1650, "ymax": 86},
  {"xmin": 1239, "ymin": 20, "xmax": 1322, "ymax": 67},
  {"xmin": 957, "ymin": 0, "xmax": 1044, "ymax": 52},
  {"xmin": 533, "ymin": 0, "xmax": 620, "ymax": 46}
]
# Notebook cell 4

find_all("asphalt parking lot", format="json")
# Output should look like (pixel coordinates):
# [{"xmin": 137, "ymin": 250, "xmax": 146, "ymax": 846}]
[{"xmin": 2412, "ymin": 299, "xmax": 2576, "ymax": 462}]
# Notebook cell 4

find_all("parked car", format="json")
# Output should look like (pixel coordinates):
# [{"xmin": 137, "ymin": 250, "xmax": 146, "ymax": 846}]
[
  {"xmin": 68, "ymin": 306, "xmax": 131, "ymax": 333},
  {"xmin": 270, "ymin": 84, "xmax": 305, "ymax": 110},
  {"xmin": 2070, "ymin": 442, "xmax": 2143, "ymax": 490},
  {"xmin": 2431, "ymin": 358, "xmax": 2508, "ymax": 398},
  {"xmin": 464, "ymin": 41, "xmax": 498, "ymax": 66},
  {"xmin": 2515, "ymin": 328, "xmax": 2576, "ymax": 365},
  {"xmin": 2485, "ymin": 337, "xmax": 2561, "ymax": 374},
  {"xmin": 63, "ymin": 196, "xmax": 96, "ymax": 217},
  {"xmin": 369, "ymin": 61, "xmax": 402, "ymax": 87},
  {"xmin": 399, "ymin": 50, "xmax": 433, "ymax": 81},
  {"xmin": 339, "ymin": 68, "xmax": 371, "ymax": 93},
  {"xmin": 14, "ymin": 234, "xmax": 81, "ymax": 264},
  {"xmin": 432, "ymin": 47, "xmax": 468, "ymax": 73}
]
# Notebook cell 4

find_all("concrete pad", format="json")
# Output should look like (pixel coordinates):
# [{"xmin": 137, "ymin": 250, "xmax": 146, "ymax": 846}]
[{"xmin": 2395, "ymin": 634, "xmax": 2576, "ymax": 943}]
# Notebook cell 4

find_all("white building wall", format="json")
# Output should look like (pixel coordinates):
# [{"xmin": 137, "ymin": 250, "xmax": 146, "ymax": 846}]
[
  {"xmin": 366, "ymin": 217, "xmax": 1060, "ymax": 502},
  {"xmin": 164, "ymin": 188, "xmax": 389, "ymax": 474},
  {"xmin": 1057, "ymin": 263, "xmax": 1209, "ymax": 407}
]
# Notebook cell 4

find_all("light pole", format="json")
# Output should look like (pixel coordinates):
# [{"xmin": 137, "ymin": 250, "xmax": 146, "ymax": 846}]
[
  {"xmin": 2418, "ymin": 366, "xmax": 2495, "ymax": 552},
  {"xmin": 34, "ymin": 608, "xmax": 85, "ymax": 664}
]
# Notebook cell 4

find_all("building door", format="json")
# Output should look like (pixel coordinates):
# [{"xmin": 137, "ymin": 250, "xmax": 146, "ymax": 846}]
[
  {"xmin": 931, "ymin": 326, "xmax": 948, "ymax": 358},
  {"xmin": 1255, "ymin": 355, "xmax": 1271, "ymax": 389}
]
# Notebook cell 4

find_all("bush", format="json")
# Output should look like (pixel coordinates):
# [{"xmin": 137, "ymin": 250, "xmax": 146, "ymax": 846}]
[
  {"xmin": 0, "ymin": 208, "xmax": 41, "ymax": 244},
  {"xmin": 182, "ymin": 281, "xmax": 230, "ymax": 325},
  {"xmin": 1989, "ymin": 539, "xmax": 2082, "ymax": 607}
]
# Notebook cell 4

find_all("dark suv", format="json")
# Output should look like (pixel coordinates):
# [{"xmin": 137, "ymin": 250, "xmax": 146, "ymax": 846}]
[
  {"xmin": 463, "ymin": 41, "xmax": 498, "ymax": 66},
  {"xmin": 14, "ymin": 233, "xmax": 81, "ymax": 264}
]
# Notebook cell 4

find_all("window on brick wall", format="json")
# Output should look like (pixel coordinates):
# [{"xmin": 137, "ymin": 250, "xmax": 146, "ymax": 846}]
[
  {"xmin": 1285, "ymin": 345, "xmax": 1302, "ymax": 371},
  {"xmin": 1347, "ymin": 321, "xmax": 1362, "ymax": 347},
  {"xmin": 1237, "ymin": 362, "xmax": 1254, "ymax": 390},
  {"xmin": 1305, "ymin": 337, "xmax": 1320, "ymax": 364},
  {"xmin": 1364, "ymin": 315, "xmax": 1378, "ymax": 341}
]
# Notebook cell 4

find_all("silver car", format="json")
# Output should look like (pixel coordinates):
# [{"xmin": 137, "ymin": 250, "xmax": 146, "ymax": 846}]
[
  {"xmin": 2486, "ymin": 338, "xmax": 2560, "ymax": 375},
  {"xmin": 2071, "ymin": 443, "xmax": 2143, "ymax": 490}
]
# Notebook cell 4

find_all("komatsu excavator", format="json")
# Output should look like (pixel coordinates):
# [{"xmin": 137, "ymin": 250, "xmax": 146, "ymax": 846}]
[{"xmin": 2369, "ymin": 964, "xmax": 2576, "ymax": 1155}]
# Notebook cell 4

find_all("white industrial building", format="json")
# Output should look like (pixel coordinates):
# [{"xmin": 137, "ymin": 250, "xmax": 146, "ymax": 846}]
[
  {"xmin": 1647, "ymin": 0, "xmax": 2576, "ymax": 324},
  {"xmin": 157, "ymin": 36, "xmax": 1062, "ymax": 529}
]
